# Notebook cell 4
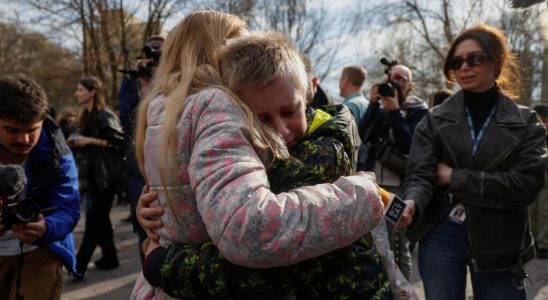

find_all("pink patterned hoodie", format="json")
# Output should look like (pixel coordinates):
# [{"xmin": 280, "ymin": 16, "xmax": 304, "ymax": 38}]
[{"xmin": 131, "ymin": 87, "xmax": 384, "ymax": 299}]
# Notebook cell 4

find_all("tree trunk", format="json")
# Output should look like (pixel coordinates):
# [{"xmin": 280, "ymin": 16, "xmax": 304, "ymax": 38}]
[
  {"xmin": 541, "ymin": 6, "xmax": 548, "ymax": 106},
  {"xmin": 519, "ymin": 49, "xmax": 534, "ymax": 107},
  {"xmin": 96, "ymin": 0, "xmax": 119, "ymax": 106},
  {"xmin": 119, "ymin": 0, "xmax": 130, "ymax": 71}
]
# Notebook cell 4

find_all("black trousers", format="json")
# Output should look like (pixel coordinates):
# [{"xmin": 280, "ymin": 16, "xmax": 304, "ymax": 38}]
[{"xmin": 76, "ymin": 185, "xmax": 118, "ymax": 274}]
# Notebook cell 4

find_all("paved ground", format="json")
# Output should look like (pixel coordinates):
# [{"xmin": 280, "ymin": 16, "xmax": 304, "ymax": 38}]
[{"xmin": 61, "ymin": 203, "xmax": 548, "ymax": 300}]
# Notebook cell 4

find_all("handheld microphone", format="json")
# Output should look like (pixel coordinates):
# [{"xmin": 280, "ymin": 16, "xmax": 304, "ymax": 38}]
[{"xmin": 0, "ymin": 164, "xmax": 26, "ymax": 202}]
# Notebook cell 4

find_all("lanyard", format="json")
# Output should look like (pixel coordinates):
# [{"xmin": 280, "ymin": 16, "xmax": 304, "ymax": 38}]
[{"xmin": 465, "ymin": 105, "xmax": 496, "ymax": 156}]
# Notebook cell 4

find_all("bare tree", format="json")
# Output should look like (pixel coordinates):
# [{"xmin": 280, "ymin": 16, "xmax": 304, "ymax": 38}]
[
  {"xmin": 15, "ymin": 0, "xmax": 189, "ymax": 106},
  {"xmin": 362, "ymin": 0, "xmax": 545, "ymax": 104},
  {"xmin": 499, "ymin": 4, "xmax": 544, "ymax": 106},
  {"xmin": 0, "ymin": 20, "xmax": 82, "ymax": 110},
  {"xmin": 142, "ymin": 0, "xmax": 188, "ymax": 45},
  {"xmin": 509, "ymin": 0, "xmax": 547, "ymax": 8},
  {"xmin": 540, "ymin": 5, "xmax": 548, "ymax": 106},
  {"xmin": 252, "ymin": 0, "xmax": 366, "ymax": 81}
]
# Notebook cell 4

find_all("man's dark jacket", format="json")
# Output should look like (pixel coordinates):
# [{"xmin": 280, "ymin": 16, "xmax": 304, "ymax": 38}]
[{"xmin": 358, "ymin": 96, "xmax": 428, "ymax": 172}]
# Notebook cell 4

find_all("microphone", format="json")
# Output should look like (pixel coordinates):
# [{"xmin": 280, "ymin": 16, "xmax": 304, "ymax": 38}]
[{"xmin": 0, "ymin": 164, "xmax": 26, "ymax": 203}]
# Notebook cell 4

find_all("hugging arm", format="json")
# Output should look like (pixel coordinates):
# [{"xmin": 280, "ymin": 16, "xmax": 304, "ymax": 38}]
[{"xmin": 188, "ymin": 91, "xmax": 384, "ymax": 267}]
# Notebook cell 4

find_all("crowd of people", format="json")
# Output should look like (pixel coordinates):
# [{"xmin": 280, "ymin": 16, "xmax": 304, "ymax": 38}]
[{"xmin": 0, "ymin": 8, "xmax": 547, "ymax": 300}]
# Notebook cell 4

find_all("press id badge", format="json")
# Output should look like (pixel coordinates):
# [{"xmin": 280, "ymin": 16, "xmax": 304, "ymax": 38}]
[
  {"xmin": 384, "ymin": 195, "xmax": 406, "ymax": 225},
  {"xmin": 449, "ymin": 203, "xmax": 466, "ymax": 224}
]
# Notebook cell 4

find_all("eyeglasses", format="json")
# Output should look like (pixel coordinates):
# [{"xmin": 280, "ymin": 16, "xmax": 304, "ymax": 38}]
[{"xmin": 448, "ymin": 53, "xmax": 488, "ymax": 70}]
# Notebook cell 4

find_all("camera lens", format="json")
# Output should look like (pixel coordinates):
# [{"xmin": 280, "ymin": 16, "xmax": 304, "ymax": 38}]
[
  {"xmin": 14, "ymin": 201, "xmax": 40, "ymax": 224},
  {"xmin": 378, "ymin": 82, "xmax": 395, "ymax": 97}
]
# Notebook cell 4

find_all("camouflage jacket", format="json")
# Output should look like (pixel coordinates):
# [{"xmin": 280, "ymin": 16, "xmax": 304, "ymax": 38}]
[{"xmin": 155, "ymin": 105, "xmax": 391, "ymax": 300}]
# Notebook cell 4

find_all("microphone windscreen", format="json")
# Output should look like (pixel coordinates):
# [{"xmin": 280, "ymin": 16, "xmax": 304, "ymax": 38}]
[{"xmin": 0, "ymin": 164, "xmax": 27, "ymax": 199}]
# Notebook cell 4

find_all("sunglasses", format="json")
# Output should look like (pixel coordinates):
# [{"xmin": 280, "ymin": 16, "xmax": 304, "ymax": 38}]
[{"xmin": 448, "ymin": 53, "xmax": 488, "ymax": 70}]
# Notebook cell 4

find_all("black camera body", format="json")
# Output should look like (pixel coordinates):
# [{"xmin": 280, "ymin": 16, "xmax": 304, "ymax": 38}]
[
  {"xmin": 378, "ymin": 81, "xmax": 401, "ymax": 98},
  {"xmin": 142, "ymin": 44, "xmax": 161, "ymax": 62},
  {"xmin": 119, "ymin": 42, "xmax": 162, "ymax": 80},
  {"xmin": 135, "ymin": 60, "xmax": 157, "ymax": 79},
  {"xmin": 377, "ymin": 57, "xmax": 402, "ymax": 99},
  {"xmin": 0, "ymin": 199, "xmax": 41, "ymax": 229}
]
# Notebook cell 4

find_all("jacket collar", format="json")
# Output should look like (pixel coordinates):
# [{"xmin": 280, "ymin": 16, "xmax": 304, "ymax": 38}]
[
  {"xmin": 433, "ymin": 89, "xmax": 525, "ymax": 126},
  {"xmin": 344, "ymin": 91, "xmax": 364, "ymax": 101},
  {"xmin": 402, "ymin": 95, "xmax": 428, "ymax": 111}
]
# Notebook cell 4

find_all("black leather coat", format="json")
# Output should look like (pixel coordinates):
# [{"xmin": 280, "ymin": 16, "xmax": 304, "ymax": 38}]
[
  {"xmin": 404, "ymin": 90, "xmax": 547, "ymax": 272},
  {"xmin": 76, "ymin": 109, "xmax": 125, "ymax": 191}
]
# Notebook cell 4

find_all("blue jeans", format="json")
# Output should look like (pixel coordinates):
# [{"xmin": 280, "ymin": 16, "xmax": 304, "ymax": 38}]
[{"xmin": 418, "ymin": 217, "xmax": 526, "ymax": 300}]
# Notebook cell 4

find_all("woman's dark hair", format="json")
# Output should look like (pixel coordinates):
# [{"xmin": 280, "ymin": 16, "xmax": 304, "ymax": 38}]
[
  {"xmin": 78, "ymin": 76, "xmax": 106, "ymax": 129},
  {"xmin": 0, "ymin": 75, "xmax": 49, "ymax": 122},
  {"xmin": 443, "ymin": 23, "xmax": 521, "ymax": 99}
]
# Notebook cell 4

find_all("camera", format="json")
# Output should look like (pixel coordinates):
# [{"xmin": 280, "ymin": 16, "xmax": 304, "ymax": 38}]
[
  {"xmin": 380, "ymin": 57, "xmax": 398, "ymax": 73},
  {"xmin": 119, "ymin": 41, "xmax": 162, "ymax": 80},
  {"xmin": 141, "ymin": 43, "xmax": 161, "ymax": 62},
  {"xmin": 0, "ymin": 199, "xmax": 41, "ymax": 229},
  {"xmin": 0, "ymin": 164, "xmax": 45, "ymax": 229},
  {"xmin": 378, "ymin": 81, "xmax": 401, "ymax": 98},
  {"xmin": 377, "ymin": 57, "xmax": 402, "ymax": 99}
]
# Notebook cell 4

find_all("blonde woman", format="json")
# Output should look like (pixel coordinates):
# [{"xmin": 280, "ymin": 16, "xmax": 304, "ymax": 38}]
[{"xmin": 132, "ymin": 10, "xmax": 384, "ymax": 299}]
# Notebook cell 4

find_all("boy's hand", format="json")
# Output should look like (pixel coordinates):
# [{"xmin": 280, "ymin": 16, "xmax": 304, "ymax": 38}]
[{"xmin": 137, "ymin": 185, "xmax": 163, "ymax": 242}]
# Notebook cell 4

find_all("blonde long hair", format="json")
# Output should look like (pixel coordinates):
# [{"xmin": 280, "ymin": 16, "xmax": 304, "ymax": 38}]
[{"xmin": 134, "ymin": 10, "xmax": 288, "ymax": 198}]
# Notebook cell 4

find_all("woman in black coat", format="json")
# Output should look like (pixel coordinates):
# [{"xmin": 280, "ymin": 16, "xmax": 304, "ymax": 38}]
[
  {"xmin": 399, "ymin": 24, "xmax": 547, "ymax": 300},
  {"xmin": 69, "ymin": 76, "xmax": 125, "ymax": 279}
]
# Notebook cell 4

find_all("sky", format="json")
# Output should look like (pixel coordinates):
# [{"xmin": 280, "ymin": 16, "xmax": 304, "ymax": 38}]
[
  {"xmin": 2, "ymin": 0, "xmax": 547, "ymax": 102},
  {"xmin": 0, "ymin": 0, "xmax": 364, "ymax": 100}
]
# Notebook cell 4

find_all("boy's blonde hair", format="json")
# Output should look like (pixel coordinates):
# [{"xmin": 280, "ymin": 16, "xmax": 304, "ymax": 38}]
[{"xmin": 219, "ymin": 31, "xmax": 309, "ymax": 100}]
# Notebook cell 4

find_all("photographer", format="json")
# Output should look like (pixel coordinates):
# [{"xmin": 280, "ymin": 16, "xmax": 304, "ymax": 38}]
[
  {"xmin": 0, "ymin": 75, "xmax": 80, "ymax": 299},
  {"xmin": 119, "ymin": 36, "xmax": 164, "ymax": 263},
  {"xmin": 358, "ymin": 60, "xmax": 428, "ymax": 279}
]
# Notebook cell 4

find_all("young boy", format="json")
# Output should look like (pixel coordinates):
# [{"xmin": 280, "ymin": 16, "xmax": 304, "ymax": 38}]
[{"xmin": 142, "ymin": 31, "xmax": 391, "ymax": 299}]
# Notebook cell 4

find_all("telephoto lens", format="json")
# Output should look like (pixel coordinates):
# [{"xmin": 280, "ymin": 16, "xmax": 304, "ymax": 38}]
[{"xmin": 378, "ymin": 82, "xmax": 395, "ymax": 97}]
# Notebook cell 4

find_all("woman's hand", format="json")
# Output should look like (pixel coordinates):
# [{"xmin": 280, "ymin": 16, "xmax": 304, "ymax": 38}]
[
  {"xmin": 437, "ymin": 163, "xmax": 453, "ymax": 187},
  {"xmin": 137, "ymin": 185, "xmax": 163, "ymax": 242},
  {"xmin": 397, "ymin": 200, "xmax": 416, "ymax": 228},
  {"xmin": 67, "ymin": 135, "xmax": 93, "ymax": 147}
]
